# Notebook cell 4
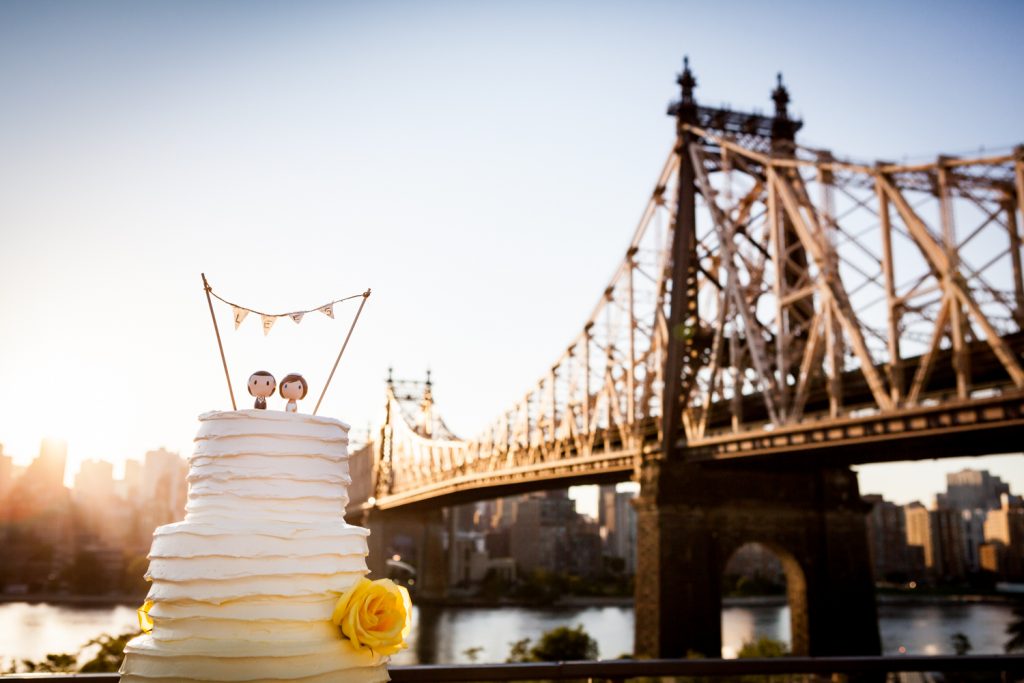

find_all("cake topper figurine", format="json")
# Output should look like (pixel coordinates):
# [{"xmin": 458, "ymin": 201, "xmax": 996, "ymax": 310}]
[
  {"xmin": 280, "ymin": 374, "xmax": 308, "ymax": 413},
  {"xmin": 248, "ymin": 371, "xmax": 276, "ymax": 409},
  {"xmin": 200, "ymin": 274, "xmax": 371, "ymax": 414}
]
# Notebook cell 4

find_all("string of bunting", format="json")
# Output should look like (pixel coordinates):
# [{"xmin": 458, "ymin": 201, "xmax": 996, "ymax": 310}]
[
  {"xmin": 208, "ymin": 289, "xmax": 367, "ymax": 336},
  {"xmin": 200, "ymin": 274, "xmax": 371, "ymax": 414}
]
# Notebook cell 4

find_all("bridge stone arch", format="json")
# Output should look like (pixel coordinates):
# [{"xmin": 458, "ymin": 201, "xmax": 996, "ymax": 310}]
[
  {"xmin": 720, "ymin": 536, "xmax": 809, "ymax": 655},
  {"xmin": 634, "ymin": 459, "xmax": 879, "ymax": 658}
]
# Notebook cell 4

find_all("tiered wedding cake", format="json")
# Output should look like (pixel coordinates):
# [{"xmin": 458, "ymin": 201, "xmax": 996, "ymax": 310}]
[{"xmin": 120, "ymin": 409, "xmax": 402, "ymax": 683}]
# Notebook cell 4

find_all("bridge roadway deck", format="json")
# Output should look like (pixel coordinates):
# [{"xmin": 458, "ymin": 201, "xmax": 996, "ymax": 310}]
[{"xmin": 353, "ymin": 333, "xmax": 1024, "ymax": 512}]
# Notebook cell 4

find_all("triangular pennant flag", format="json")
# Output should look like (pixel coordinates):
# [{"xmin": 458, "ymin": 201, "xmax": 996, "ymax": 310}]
[
  {"xmin": 319, "ymin": 303, "xmax": 334, "ymax": 319},
  {"xmin": 233, "ymin": 307, "xmax": 249, "ymax": 330},
  {"xmin": 261, "ymin": 315, "xmax": 277, "ymax": 336},
  {"xmin": 290, "ymin": 312, "xmax": 304, "ymax": 324}
]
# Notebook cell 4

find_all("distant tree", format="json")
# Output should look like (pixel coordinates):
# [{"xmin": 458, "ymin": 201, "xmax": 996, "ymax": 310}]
[
  {"xmin": 506, "ymin": 637, "xmax": 533, "ymax": 663},
  {"xmin": 737, "ymin": 636, "xmax": 789, "ymax": 658},
  {"xmin": 4, "ymin": 630, "xmax": 138, "ymax": 673},
  {"xmin": 507, "ymin": 624, "xmax": 598, "ymax": 662},
  {"xmin": 1006, "ymin": 602, "xmax": 1024, "ymax": 654},
  {"xmin": 79, "ymin": 631, "xmax": 136, "ymax": 672},
  {"xmin": 6, "ymin": 652, "xmax": 77, "ymax": 673},
  {"xmin": 951, "ymin": 632, "xmax": 972, "ymax": 656},
  {"xmin": 461, "ymin": 646, "xmax": 483, "ymax": 663},
  {"xmin": 531, "ymin": 625, "xmax": 599, "ymax": 661}
]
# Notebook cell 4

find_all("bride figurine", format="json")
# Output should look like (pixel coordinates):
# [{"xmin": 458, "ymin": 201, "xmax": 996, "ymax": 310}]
[{"xmin": 280, "ymin": 373, "xmax": 308, "ymax": 413}]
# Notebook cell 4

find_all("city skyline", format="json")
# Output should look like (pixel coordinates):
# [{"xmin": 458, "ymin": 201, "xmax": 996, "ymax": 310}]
[
  {"xmin": 2, "ymin": 435, "xmax": 1021, "ymax": 512},
  {"xmin": 2, "ymin": 1, "xmax": 1023, "ymax": 506}
]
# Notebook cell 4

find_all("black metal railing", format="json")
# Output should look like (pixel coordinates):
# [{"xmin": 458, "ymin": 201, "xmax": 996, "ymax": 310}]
[{"xmin": 4, "ymin": 655, "xmax": 1024, "ymax": 682}]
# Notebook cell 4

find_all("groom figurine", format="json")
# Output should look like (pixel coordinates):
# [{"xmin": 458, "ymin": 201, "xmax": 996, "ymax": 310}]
[{"xmin": 248, "ymin": 370, "xmax": 276, "ymax": 409}]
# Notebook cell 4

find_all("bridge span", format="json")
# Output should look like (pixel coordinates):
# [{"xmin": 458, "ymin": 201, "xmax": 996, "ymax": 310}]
[{"xmin": 348, "ymin": 59, "xmax": 1024, "ymax": 661}]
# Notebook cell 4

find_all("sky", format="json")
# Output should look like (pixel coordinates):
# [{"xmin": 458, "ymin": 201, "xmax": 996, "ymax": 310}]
[{"xmin": 0, "ymin": 0, "xmax": 1022, "ymax": 506}]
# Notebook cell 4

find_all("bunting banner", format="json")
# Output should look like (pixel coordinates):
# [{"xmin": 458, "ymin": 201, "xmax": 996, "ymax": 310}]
[
  {"xmin": 205, "ymin": 284, "xmax": 365, "ymax": 336},
  {"xmin": 201, "ymin": 273, "xmax": 372, "ymax": 415}
]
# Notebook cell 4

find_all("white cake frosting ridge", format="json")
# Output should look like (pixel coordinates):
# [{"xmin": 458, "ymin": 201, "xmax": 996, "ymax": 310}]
[{"xmin": 120, "ymin": 409, "xmax": 389, "ymax": 683}]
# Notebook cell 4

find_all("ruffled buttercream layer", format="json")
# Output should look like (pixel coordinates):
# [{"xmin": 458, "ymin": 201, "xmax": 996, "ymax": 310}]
[
  {"xmin": 148, "ymin": 595, "xmax": 337, "ymax": 622},
  {"xmin": 187, "ymin": 478, "xmax": 348, "ymax": 501},
  {"xmin": 151, "ymin": 524, "xmax": 368, "ymax": 559},
  {"xmin": 147, "ymin": 554, "xmax": 368, "ymax": 582},
  {"xmin": 121, "ymin": 635, "xmax": 386, "ymax": 681},
  {"xmin": 121, "ymin": 672, "xmax": 387, "ymax": 683},
  {"xmin": 188, "ymin": 454, "xmax": 350, "ymax": 481},
  {"xmin": 184, "ymin": 498, "xmax": 347, "ymax": 524},
  {"xmin": 122, "ymin": 410, "xmax": 385, "ymax": 683},
  {"xmin": 196, "ymin": 409, "xmax": 349, "ymax": 441}
]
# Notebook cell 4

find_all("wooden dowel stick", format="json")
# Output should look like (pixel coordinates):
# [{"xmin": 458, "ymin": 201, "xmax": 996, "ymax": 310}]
[
  {"xmin": 202, "ymin": 273, "xmax": 237, "ymax": 410},
  {"xmin": 314, "ymin": 288, "xmax": 371, "ymax": 416}
]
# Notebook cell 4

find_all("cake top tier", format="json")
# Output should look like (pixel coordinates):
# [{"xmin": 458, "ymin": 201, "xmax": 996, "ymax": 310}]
[
  {"xmin": 193, "ymin": 410, "xmax": 350, "ymax": 461},
  {"xmin": 198, "ymin": 409, "xmax": 351, "ymax": 433}
]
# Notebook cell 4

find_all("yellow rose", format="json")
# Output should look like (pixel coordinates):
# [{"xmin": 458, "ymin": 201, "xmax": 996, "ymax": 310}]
[
  {"xmin": 137, "ymin": 600, "xmax": 154, "ymax": 634},
  {"xmin": 331, "ymin": 578, "xmax": 412, "ymax": 656}
]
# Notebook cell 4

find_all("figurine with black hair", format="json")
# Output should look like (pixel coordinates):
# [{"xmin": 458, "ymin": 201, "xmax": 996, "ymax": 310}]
[
  {"xmin": 248, "ymin": 371, "xmax": 276, "ymax": 409},
  {"xmin": 280, "ymin": 373, "xmax": 308, "ymax": 413}
]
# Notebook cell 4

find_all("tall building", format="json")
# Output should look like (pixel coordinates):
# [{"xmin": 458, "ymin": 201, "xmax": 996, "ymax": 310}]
[
  {"xmin": 937, "ymin": 469, "xmax": 1010, "ymax": 511},
  {"xmin": 904, "ymin": 502, "xmax": 932, "ymax": 570},
  {"xmin": 0, "ymin": 443, "xmax": 12, "ymax": 501},
  {"xmin": 599, "ymin": 485, "xmax": 638, "ymax": 574},
  {"xmin": 904, "ymin": 501, "xmax": 967, "ymax": 581},
  {"xmin": 864, "ymin": 494, "xmax": 913, "ymax": 580},
  {"xmin": 932, "ymin": 508, "xmax": 968, "ymax": 580},
  {"xmin": 74, "ymin": 459, "xmax": 115, "ymax": 498},
  {"xmin": 142, "ymin": 448, "xmax": 187, "ymax": 525},
  {"xmin": 73, "ymin": 459, "xmax": 123, "ymax": 549},
  {"xmin": 982, "ymin": 494, "xmax": 1024, "ymax": 580},
  {"xmin": 119, "ymin": 459, "xmax": 143, "ymax": 501},
  {"xmin": 118, "ymin": 449, "xmax": 188, "ymax": 556},
  {"xmin": 509, "ymin": 490, "xmax": 601, "ymax": 577},
  {"xmin": 960, "ymin": 509, "xmax": 988, "ymax": 573},
  {"xmin": 1, "ymin": 439, "xmax": 74, "ymax": 591}
]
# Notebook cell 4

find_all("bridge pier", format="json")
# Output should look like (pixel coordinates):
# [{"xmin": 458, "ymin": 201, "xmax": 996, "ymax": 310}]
[
  {"xmin": 634, "ymin": 458, "xmax": 880, "ymax": 659},
  {"xmin": 362, "ymin": 507, "xmax": 449, "ymax": 600}
]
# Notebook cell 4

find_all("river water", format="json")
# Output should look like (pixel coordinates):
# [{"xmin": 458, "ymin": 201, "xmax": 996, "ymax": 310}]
[{"xmin": 0, "ymin": 601, "xmax": 1017, "ymax": 669}]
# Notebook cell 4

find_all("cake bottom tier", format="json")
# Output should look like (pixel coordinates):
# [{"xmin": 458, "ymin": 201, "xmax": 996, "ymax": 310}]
[{"xmin": 120, "ymin": 635, "xmax": 390, "ymax": 683}]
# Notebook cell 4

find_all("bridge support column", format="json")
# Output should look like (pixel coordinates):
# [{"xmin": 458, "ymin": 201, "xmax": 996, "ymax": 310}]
[
  {"xmin": 363, "ymin": 510, "xmax": 389, "ymax": 580},
  {"xmin": 362, "ymin": 507, "xmax": 449, "ymax": 600},
  {"xmin": 634, "ymin": 459, "xmax": 880, "ymax": 659},
  {"xmin": 417, "ymin": 508, "xmax": 449, "ymax": 601}
]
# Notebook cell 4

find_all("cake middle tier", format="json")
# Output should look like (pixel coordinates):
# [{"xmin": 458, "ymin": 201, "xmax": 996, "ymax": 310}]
[{"xmin": 146, "ymin": 521, "xmax": 369, "ymax": 603}]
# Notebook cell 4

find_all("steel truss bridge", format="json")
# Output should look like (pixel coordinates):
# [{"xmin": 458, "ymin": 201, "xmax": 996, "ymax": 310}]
[{"xmin": 350, "ymin": 63, "xmax": 1024, "ymax": 515}]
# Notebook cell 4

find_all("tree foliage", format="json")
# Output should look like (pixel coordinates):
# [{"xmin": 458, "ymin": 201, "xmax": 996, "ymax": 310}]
[
  {"xmin": 737, "ymin": 636, "xmax": 789, "ymax": 658},
  {"xmin": 951, "ymin": 632, "xmax": 972, "ymax": 656},
  {"xmin": 1007, "ymin": 601, "xmax": 1024, "ymax": 654},
  {"xmin": 80, "ymin": 632, "xmax": 137, "ymax": 672},
  {"xmin": 4, "ymin": 630, "xmax": 137, "ymax": 674},
  {"xmin": 507, "ymin": 624, "xmax": 599, "ymax": 662}
]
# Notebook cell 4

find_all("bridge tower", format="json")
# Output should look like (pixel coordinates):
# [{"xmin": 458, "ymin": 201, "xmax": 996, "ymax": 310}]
[{"xmin": 633, "ymin": 59, "xmax": 882, "ymax": 659}]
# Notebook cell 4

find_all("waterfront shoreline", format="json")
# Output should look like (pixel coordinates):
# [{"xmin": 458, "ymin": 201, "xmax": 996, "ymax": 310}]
[
  {"xmin": 2, "ymin": 599, "xmax": 1018, "ymax": 665},
  {"xmin": 0, "ymin": 593, "xmax": 145, "ymax": 607},
  {"xmin": 4, "ymin": 588, "xmax": 1019, "ymax": 610}
]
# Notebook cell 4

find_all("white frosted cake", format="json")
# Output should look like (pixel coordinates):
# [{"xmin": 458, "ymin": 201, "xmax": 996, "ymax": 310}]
[{"xmin": 120, "ymin": 409, "xmax": 395, "ymax": 683}]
